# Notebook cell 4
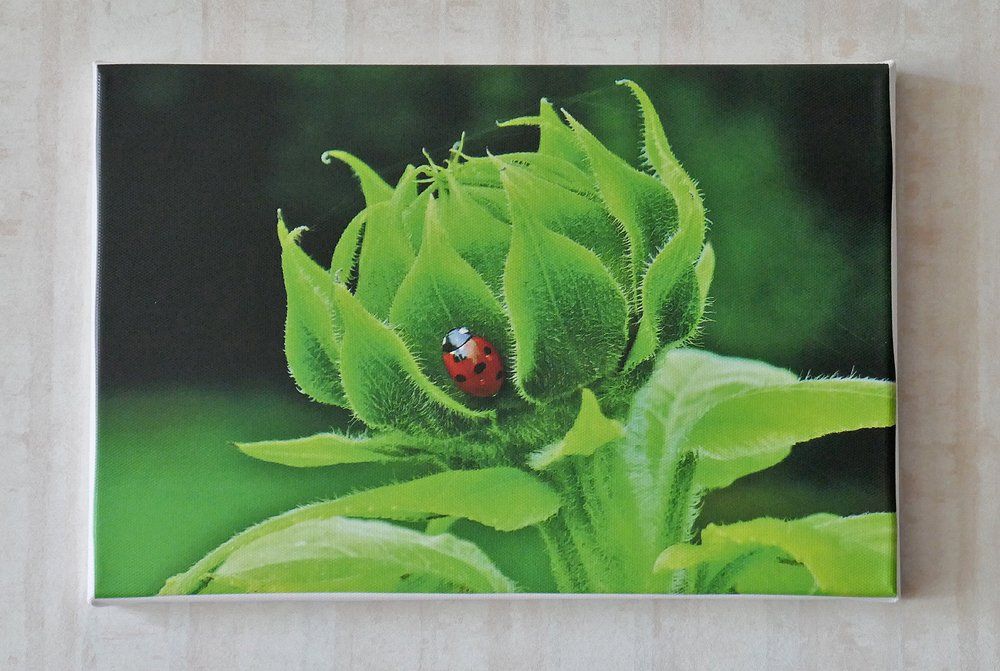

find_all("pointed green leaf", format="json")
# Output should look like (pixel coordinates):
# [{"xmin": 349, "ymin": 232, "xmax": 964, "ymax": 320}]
[
  {"xmin": 401, "ymin": 186, "xmax": 432, "ymax": 250},
  {"xmin": 622, "ymin": 224, "xmax": 704, "ymax": 371},
  {"xmin": 503, "ymin": 151, "xmax": 597, "ymax": 196},
  {"xmin": 618, "ymin": 349, "xmax": 896, "ymax": 569},
  {"xmin": 160, "ymin": 467, "xmax": 558, "ymax": 594},
  {"xmin": 562, "ymin": 110, "xmax": 681, "ymax": 298},
  {"xmin": 564, "ymin": 86, "xmax": 708, "ymax": 369},
  {"xmin": 529, "ymin": 389, "xmax": 625, "ymax": 469},
  {"xmin": 436, "ymin": 179, "xmax": 511, "ymax": 295},
  {"xmin": 499, "ymin": 99, "xmax": 589, "ymax": 168},
  {"xmin": 277, "ymin": 214, "xmax": 345, "ymax": 406},
  {"xmin": 460, "ymin": 184, "xmax": 510, "ymax": 224},
  {"xmin": 620, "ymin": 350, "xmax": 804, "ymax": 565},
  {"xmin": 496, "ymin": 160, "xmax": 629, "ymax": 292},
  {"xmin": 322, "ymin": 149, "xmax": 393, "ymax": 206},
  {"xmin": 501, "ymin": 166, "xmax": 629, "ymax": 401},
  {"xmin": 695, "ymin": 242, "xmax": 715, "ymax": 304},
  {"xmin": 353, "ymin": 198, "xmax": 416, "ymax": 319},
  {"xmin": 283, "ymin": 307, "xmax": 344, "ymax": 405},
  {"xmin": 205, "ymin": 517, "xmax": 516, "ymax": 593},
  {"xmin": 322, "ymin": 466, "xmax": 561, "ymax": 530},
  {"xmin": 334, "ymin": 283, "xmax": 491, "ymax": 435},
  {"xmin": 655, "ymin": 513, "xmax": 897, "ymax": 597},
  {"xmin": 452, "ymin": 149, "xmax": 595, "ymax": 199},
  {"xmin": 690, "ymin": 377, "xmax": 897, "ymax": 490},
  {"xmin": 235, "ymin": 430, "xmax": 418, "ymax": 468},
  {"xmin": 449, "ymin": 154, "xmax": 502, "ymax": 188},
  {"xmin": 390, "ymin": 164, "xmax": 423, "ymax": 254},
  {"xmin": 449, "ymin": 152, "xmax": 596, "ymax": 228},
  {"xmin": 390, "ymin": 207, "xmax": 510, "ymax": 393},
  {"xmin": 617, "ymin": 80, "xmax": 706, "ymax": 250},
  {"xmin": 392, "ymin": 164, "xmax": 419, "ymax": 207},
  {"xmin": 329, "ymin": 209, "xmax": 366, "ymax": 284},
  {"xmin": 329, "ymin": 166, "xmax": 419, "ymax": 285}
]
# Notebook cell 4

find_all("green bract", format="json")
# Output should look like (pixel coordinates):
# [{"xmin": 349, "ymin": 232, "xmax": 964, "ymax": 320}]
[
  {"xmin": 292, "ymin": 83, "xmax": 708, "ymax": 432},
  {"xmin": 163, "ymin": 81, "xmax": 897, "ymax": 597}
]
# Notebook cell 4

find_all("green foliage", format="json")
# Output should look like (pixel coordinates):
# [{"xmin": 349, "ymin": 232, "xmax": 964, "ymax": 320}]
[
  {"xmin": 163, "ymin": 81, "xmax": 896, "ymax": 598},
  {"xmin": 689, "ymin": 377, "xmax": 896, "ymax": 490},
  {"xmin": 321, "ymin": 150, "xmax": 393, "ymax": 206},
  {"xmin": 202, "ymin": 517, "xmax": 515, "ymax": 594},
  {"xmin": 656, "ymin": 513, "xmax": 896, "ymax": 596},
  {"xmin": 278, "ymin": 215, "xmax": 345, "ymax": 406},
  {"xmin": 493, "ymin": 158, "xmax": 629, "ymax": 292},
  {"xmin": 335, "ymin": 282, "xmax": 492, "ymax": 435},
  {"xmin": 502, "ymin": 163, "xmax": 629, "ymax": 401},
  {"xmin": 161, "ymin": 467, "xmax": 557, "ymax": 594},
  {"xmin": 235, "ymin": 431, "xmax": 422, "ymax": 468},
  {"xmin": 528, "ymin": 389, "xmax": 624, "ymax": 470},
  {"xmin": 321, "ymin": 467, "xmax": 561, "ymax": 531},
  {"xmin": 435, "ymin": 179, "xmax": 511, "ymax": 295},
  {"xmin": 329, "ymin": 210, "xmax": 366, "ymax": 284},
  {"xmin": 613, "ymin": 349, "xmax": 895, "ymax": 574},
  {"xmin": 498, "ymin": 99, "xmax": 589, "ymax": 169},
  {"xmin": 353, "ymin": 195, "xmax": 416, "ymax": 319},
  {"xmin": 390, "ymin": 204, "xmax": 510, "ymax": 395}
]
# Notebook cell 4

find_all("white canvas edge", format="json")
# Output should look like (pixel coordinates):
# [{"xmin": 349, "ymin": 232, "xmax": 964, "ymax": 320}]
[
  {"xmin": 88, "ymin": 62, "xmax": 900, "ymax": 605},
  {"xmin": 91, "ymin": 592, "xmax": 898, "ymax": 606},
  {"xmin": 87, "ymin": 61, "xmax": 99, "ymax": 606}
]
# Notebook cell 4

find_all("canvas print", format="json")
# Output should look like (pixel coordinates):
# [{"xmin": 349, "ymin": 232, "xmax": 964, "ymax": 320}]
[{"xmin": 93, "ymin": 65, "xmax": 896, "ymax": 599}]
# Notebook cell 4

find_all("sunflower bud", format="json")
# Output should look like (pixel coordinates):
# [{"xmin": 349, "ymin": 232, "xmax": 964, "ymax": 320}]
[{"xmin": 279, "ymin": 81, "xmax": 712, "ymax": 457}]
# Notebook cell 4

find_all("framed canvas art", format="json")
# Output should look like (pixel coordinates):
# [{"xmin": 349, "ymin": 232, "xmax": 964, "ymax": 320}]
[{"xmin": 91, "ymin": 64, "xmax": 896, "ymax": 601}]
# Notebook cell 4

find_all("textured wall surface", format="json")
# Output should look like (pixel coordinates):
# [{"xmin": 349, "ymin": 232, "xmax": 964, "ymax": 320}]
[{"xmin": 1, "ymin": 1, "xmax": 998, "ymax": 669}]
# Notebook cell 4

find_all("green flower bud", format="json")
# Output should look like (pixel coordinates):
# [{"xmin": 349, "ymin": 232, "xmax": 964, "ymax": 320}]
[{"xmin": 279, "ymin": 81, "xmax": 712, "ymax": 463}]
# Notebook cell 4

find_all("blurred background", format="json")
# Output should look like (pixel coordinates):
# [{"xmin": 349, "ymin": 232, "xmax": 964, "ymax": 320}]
[{"xmin": 95, "ymin": 65, "xmax": 893, "ymax": 596}]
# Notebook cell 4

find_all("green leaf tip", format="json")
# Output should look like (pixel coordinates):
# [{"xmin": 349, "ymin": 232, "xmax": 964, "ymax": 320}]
[
  {"xmin": 275, "ymin": 209, "xmax": 306, "ymax": 246},
  {"xmin": 434, "ymin": 172, "xmax": 511, "ymax": 294},
  {"xmin": 529, "ymin": 389, "xmax": 625, "ymax": 470},
  {"xmin": 352, "ymin": 198, "xmax": 416, "ymax": 319},
  {"xmin": 277, "ymin": 210, "xmax": 347, "ymax": 406},
  {"xmin": 321, "ymin": 149, "xmax": 394, "ymax": 206},
  {"xmin": 695, "ymin": 242, "xmax": 715, "ymax": 304},
  {"xmin": 616, "ymin": 79, "xmax": 705, "ymax": 236},
  {"xmin": 560, "ymin": 84, "xmax": 707, "ymax": 373}
]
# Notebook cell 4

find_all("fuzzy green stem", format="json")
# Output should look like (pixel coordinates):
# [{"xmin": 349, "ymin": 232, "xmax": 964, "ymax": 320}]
[
  {"xmin": 657, "ymin": 450, "xmax": 702, "ymax": 593},
  {"xmin": 537, "ymin": 513, "xmax": 589, "ymax": 593},
  {"xmin": 552, "ymin": 464, "xmax": 624, "ymax": 591}
]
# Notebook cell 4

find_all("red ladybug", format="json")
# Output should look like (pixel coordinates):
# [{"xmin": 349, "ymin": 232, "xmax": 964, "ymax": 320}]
[{"xmin": 441, "ymin": 326, "xmax": 504, "ymax": 397}]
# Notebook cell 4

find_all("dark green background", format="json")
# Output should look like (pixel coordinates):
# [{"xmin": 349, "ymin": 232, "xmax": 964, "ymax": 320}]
[{"xmin": 95, "ymin": 65, "xmax": 894, "ymax": 597}]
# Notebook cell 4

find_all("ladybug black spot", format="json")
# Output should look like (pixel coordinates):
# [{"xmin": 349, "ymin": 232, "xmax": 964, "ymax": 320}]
[
  {"xmin": 454, "ymin": 374, "xmax": 467, "ymax": 383},
  {"xmin": 496, "ymin": 370, "xmax": 504, "ymax": 380},
  {"xmin": 484, "ymin": 346, "xmax": 492, "ymax": 355},
  {"xmin": 473, "ymin": 362, "xmax": 487, "ymax": 374},
  {"xmin": 452, "ymin": 354, "xmax": 461, "ymax": 363}
]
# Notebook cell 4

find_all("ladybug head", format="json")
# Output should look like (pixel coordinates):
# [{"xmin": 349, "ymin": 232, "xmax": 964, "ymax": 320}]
[{"xmin": 441, "ymin": 326, "xmax": 472, "ymax": 353}]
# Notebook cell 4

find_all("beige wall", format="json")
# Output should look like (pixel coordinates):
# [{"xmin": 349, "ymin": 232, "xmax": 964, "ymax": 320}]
[{"xmin": 2, "ymin": 1, "xmax": 997, "ymax": 669}]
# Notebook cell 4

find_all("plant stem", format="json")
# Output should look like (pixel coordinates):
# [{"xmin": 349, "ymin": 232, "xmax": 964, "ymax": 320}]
[
  {"xmin": 537, "ymin": 513, "xmax": 589, "ymax": 593},
  {"xmin": 653, "ymin": 450, "xmax": 702, "ymax": 593}
]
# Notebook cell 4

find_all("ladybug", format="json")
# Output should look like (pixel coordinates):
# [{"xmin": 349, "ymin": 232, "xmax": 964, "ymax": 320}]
[{"xmin": 441, "ymin": 326, "xmax": 504, "ymax": 398}]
